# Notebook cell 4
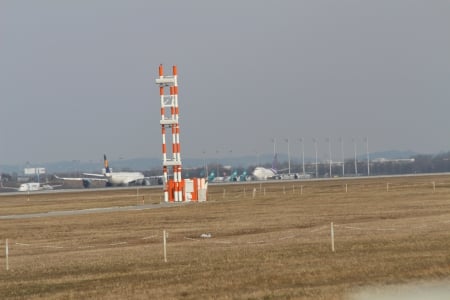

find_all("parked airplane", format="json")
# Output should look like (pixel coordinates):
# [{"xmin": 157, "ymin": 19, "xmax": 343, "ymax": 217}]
[
  {"xmin": 227, "ymin": 170, "xmax": 250, "ymax": 182},
  {"xmin": 207, "ymin": 171, "xmax": 225, "ymax": 183},
  {"xmin": 252, "ymin": 166, "xmax": 279, "ymax": 180},
  {"xmin": 239, "ymin": 171, "xmax": 249, "ymax": 181},
  {"xmin": 56, "ymin": 155, "xmax": 154, "ymax": 188},
  {"xmin": 226, "ymin": 170, "xmax": 239, "ymax": 182},
  {"xmin": 251, "ymin": 154, "xmax": 306, "ymax": 180},
  {"xmin": 207, "ymin": 171, "xmax": 247, "ymax": 182},
  {"xmin": 252, "ymin": 154, "xmax": 281, "ymax": 180}
]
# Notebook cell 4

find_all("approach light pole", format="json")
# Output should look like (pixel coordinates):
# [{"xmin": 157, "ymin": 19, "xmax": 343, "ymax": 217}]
[
  {"xmin": 353, "ymin": 138, "xmax": 358, "ymax": 176},
  {"xmin": 202, "ymin": 150, "xmax": 208, "ymax": 178},
  {"xmin": 327, "ymin": 137, "xmax": 332, "ymax": 178},
  {"xmin": 340, "ymin": 137, "xmax": 344, "ymax": 177},
  {"xmin": 271, "ymin": 137, "xmax": 277, "ymax": 157},
  {"xmin": 255, "ymin": 150, "xmax": 260, "ymax": 167},
  {"xmin": 299, "ymin": 138, "xmax": 305, "ymax": 176},
  {"xmin": 216, "ymin": 149, "xmax": 220, "ymax": 177},
  {"xmin": 285, "ymin": 138, "xmax": 291, "ymax": 175},
  {"xmin": 365, "ymin": 137, "xmax": 370, "ymax": 176},
  {"xmin": 313, "ymin": 138, "xmax": 318, "ymax": 178}
]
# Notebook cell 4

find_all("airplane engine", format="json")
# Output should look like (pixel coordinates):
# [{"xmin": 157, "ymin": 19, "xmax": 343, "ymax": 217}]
[{"xmin": 82, "ymin": 179, "xmax": 91, "ymax": 188}]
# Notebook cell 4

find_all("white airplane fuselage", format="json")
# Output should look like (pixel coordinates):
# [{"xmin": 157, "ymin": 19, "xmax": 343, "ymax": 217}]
[
  {"xmin": 18, "ymin": 182, "xmax": 54, "ymax": 192},
  {"xmin": 252, "ymin": 167, "xmax": 277, "ymax": 180},
  {"xmin": 104, "ymin": 172, "xmax": 145, "ymax": 186}
]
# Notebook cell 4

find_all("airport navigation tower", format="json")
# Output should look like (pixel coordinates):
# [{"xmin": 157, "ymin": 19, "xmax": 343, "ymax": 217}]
[
  {"xmin": 155, "ymin": 64, "xmax": 182, "ymax": 202},
  {"xmin": 155, "ymin": 65, "xmax": 207, "ymax": 202}
]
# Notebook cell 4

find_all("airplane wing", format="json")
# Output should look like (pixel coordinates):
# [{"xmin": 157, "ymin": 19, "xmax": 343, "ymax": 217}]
[
  {"xmin": 145, "ymin": 175, "xmax": 164, "ymax": 179},
  {"xmin": 54, "ymin": 175, "xmax": 108, "ymax": 188},
  {"xmin": 54, "ymin": 175, "xmax": 108, "ymax": 182},
  {"xmin": 82, "ymin": 173, "xmax": 108, "ymax": 179},
  {"xmin": 143, "ymin": 175, "xmax": 164, "ymax": 185},
  {"xmin": 41, "ymin": 184, "xmax": 64, "ymax": 190}
]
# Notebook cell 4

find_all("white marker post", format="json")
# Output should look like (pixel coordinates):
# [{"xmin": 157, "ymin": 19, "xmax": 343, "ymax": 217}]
[
  {"xmin": 345, "ymin": 184, "xmax": 348, "ymax": 193},
  {"xmin": 331, "ymin": 223, "xmax": 335, "ymax": 252},
  {"xmin": 5, "ymin": 239, "xmax": 9, "ymax": 271},
  {"xmin": 252, "ymin": 188, "xmax": 256, "ymax": 199},
  {"xmin": 386, "ymin": 183, "xmax": 389, "ymax": 192},
  {"xmin": 163, "ymin": 230, "xmax": 167, "ymax": 263}
]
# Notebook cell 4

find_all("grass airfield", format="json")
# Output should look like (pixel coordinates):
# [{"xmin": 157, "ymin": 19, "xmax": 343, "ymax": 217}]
[{"xmin": 0, "ymin": 175, "xmax": 450, "ymax": 299}]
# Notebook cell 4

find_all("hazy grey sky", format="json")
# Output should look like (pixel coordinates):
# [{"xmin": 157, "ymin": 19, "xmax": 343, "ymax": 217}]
[{"xmin": 1, "ymin": 1, "xmax": 449, "ymax": 164}]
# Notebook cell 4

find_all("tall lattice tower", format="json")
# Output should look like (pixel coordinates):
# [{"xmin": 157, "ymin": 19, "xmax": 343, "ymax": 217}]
[{"xmin": 155, "ymin": 64, "xmax": 182, "ymax": 202}]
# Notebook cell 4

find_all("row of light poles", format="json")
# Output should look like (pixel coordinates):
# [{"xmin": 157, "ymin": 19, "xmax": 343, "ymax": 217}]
[
  {"xmin": 203, "ymin": 137, "xmax": 370, "ymax": 179},
  {"xmin": 276, "ymin": 137, "xmax": 370, "ymax": 177}
]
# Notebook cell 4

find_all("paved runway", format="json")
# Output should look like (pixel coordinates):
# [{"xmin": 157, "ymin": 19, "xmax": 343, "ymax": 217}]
[{"xmin": 0, "ymin": 202, "xmax": 187, "ymax": 220}]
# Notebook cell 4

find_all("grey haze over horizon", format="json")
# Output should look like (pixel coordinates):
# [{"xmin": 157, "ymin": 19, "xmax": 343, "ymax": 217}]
[{"xmin": 1, "ymin": 1, "xmax": 449, "ymax": 165}]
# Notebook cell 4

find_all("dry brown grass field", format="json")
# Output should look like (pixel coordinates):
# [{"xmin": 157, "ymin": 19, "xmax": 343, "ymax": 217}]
[{"xmin": 1, "ymin": 175, "xmax": 450, "ymax": 299}]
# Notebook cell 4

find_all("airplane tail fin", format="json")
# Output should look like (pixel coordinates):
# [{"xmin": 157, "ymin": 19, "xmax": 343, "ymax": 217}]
[
  {"xmin": 103, "ymin": 154, "xmax": 112, "ymax": 174},
  {"xmin": 208, "ymin": 172, "xmax": 215, "ymax": 182}
]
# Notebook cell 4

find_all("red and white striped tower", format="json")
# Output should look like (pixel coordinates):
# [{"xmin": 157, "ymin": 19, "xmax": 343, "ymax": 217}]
[
  {"xmin": 172, "ymin": 66, "xmax": 183, "ymax": 201},
  {"xmin": 155, "ymin": 64, "xmax": 182, "ymax": 202}
]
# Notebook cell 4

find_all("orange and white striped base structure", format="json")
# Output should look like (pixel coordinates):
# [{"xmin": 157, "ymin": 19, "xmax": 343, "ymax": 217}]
[
  {"xmin": 166, "ymin": 177, "xmax": 207, "ymax": 202},
  {"xmin": 155, "ymin": 65, "xmax": 207, "ymax": 202}
]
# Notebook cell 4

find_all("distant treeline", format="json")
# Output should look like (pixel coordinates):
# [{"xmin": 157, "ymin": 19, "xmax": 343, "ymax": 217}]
[
  {"xmin": 2, "ymin": 152, "xmax": 450, "ymax": 183},
  {"xmin": 273, "ymin": 152, "xmax": 450, "ymax": 177},
  {"xmin": 160, "ymin": 152, "xmax": 450, "ymax": 179}
]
